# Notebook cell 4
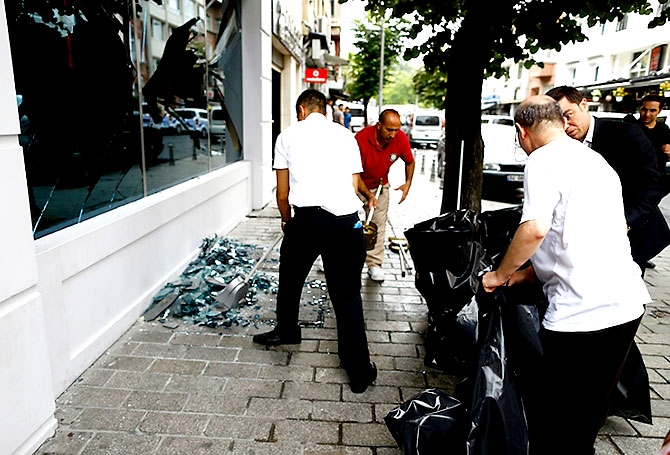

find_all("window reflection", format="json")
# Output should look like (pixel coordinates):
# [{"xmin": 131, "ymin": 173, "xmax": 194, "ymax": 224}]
[{"xmin": 6, "ymin": 0, "xmax": 242, "ymax": 239}]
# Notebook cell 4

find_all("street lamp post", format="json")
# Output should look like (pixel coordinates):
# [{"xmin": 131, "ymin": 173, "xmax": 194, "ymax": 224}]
[{"xmin": 378, "ymin": 13, "xmax": 385, "ymax": 110}]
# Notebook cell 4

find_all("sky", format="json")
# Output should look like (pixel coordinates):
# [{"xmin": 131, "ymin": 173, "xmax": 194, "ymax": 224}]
[{"xmin": 339, "ymin": 0, "xmax": 367, "ymax": 58}]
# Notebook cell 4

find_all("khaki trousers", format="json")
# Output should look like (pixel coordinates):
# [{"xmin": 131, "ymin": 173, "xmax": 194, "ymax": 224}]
[{"xmin": 359, "ymin": 183, "xmax": 389, "ymax": 268}]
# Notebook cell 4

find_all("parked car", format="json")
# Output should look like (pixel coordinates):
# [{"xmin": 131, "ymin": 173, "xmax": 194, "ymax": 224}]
[
  {"xmin": 437, "ymin": 123, "xmax": 526, "ymax": 201},
  {"xmin": 481, "ymin": 123, "xmax": 526, "ymax": 200},
  {"xmin": 173, "ymin": 107, "xmax": 208, "ymax": 137},
  {"xmin": 210, "ymin": 106, "xmax": 227, "ymax": 142},
  {"xmin": 481, "ymin": 114, "xmax": 514, "ymax": 126},
  {"xmin": 409, "ymin": 109, "xmax": 443, "ymax": 149}
]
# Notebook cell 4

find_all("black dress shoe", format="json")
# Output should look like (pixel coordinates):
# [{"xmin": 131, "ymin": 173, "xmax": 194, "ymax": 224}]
[
  {"xmin": 253, "ymin": 327, "xmax": 301, "ymax": 346},
  {"xmin": 645, "ymin": 260, "xmax": 656, "ymax": 269},
  {"xmin": 350, "ymin": 362, "xmax": 377, "ymax": 394}
]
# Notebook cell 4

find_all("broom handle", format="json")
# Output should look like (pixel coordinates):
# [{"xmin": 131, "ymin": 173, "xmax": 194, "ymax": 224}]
[
  {"xmin": 244, "ymin": 234, "xmax": 283, "ymax": 284},
  {"xmin": 365, "ymin": 180, "xmax": 384, "ymax": 224}
]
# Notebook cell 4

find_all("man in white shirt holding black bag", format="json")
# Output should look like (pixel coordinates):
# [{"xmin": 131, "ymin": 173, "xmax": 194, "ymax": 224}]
[{"xmin": 483, "ymin": 95, "xmax": 650, "ymax": 455}]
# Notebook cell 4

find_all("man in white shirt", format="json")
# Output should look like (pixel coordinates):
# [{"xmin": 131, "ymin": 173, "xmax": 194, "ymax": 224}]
[
  {"xmin": 483, "ymin": 95, "xmax": 650, "ymax": 455},
  {"xmin": 253, "ymin": 89, "xmax": 377, "ymax": 394}
]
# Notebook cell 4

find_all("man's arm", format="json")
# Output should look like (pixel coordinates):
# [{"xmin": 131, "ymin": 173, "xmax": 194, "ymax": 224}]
[
  {"xmin": 354, "ymin": 174, "xmax": 377, "ymax": 209},
  {"xmin": 482, "ymin": 219, "xmax": 548, "ymax": 292},
  {"xmin": 395, "ymin": 160, "xmax": 415, "ymax": 203},
  {"xmin": 276, "ymin": 169, "xmax": 291, "ymax": 230},
  {"xmin": 625, "ymin": 124, "xmax": 664, "ymax": 222}
]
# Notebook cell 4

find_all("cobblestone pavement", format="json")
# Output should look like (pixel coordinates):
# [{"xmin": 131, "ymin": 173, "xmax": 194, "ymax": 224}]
[{"xmin": 36, "ymin": 149, "xmax": 670, "ymax": 454}]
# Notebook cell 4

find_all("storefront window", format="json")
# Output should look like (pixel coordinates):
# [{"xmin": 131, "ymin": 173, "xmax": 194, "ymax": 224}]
[{"xmin": 6, "ymin": 0, "xmax": 242, "ymax": 239}]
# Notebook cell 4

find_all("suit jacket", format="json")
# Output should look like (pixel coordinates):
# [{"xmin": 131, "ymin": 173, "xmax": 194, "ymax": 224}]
[{"xmin": 591, "ymin": 118, "xmax": 670, "ymax": 262}]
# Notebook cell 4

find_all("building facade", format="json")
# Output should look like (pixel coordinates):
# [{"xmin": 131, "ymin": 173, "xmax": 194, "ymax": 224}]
[
  {"xmin": 482, "ymin": 1, "xmax": 670, "ymax": 114},
  {"xmin": 0, "ymin": 0, "xmax": 343, "ymax": 453}
]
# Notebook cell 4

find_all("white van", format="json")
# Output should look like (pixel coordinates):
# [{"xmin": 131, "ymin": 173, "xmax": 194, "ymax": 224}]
[
  {"xmin": 409, "ymin": 109, "xmax": 443, "ymax": 149},
  {"xmin": 341, "ymin": 101, "xmax": 365, "ymax": 132}
]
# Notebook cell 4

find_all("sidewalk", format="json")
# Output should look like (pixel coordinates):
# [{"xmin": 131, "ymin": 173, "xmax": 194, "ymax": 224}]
[{"xmin": 36, "ymin": 149, "xmax": 670, "ymax": 455}]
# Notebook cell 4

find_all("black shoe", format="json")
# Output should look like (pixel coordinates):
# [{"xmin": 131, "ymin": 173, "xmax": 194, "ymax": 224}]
[
  {"xmin": 350, "ymin": 362, "xmax": 377, "ymax": 394},
  {"xmin": 645, "ymin": 260, "xmax": 656, "ymax": 269},
  {"xmin": 253, "ymin": 327, "xmax": 301, "ymax": 346}
]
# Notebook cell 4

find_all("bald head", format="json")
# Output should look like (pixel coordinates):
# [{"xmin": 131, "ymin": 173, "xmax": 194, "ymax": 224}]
[{"xmin": 514, "ymin": 95, "xmax": 568, "ymax": 154}]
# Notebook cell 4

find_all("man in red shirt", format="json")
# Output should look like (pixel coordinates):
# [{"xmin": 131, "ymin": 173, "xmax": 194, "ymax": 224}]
[{"xmin": 355, "ymin": 109, "xmax": 415, "ymax": 282}]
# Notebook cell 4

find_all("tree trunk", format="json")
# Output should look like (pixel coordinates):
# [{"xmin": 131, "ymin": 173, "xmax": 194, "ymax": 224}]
[{"xmin": 440, "ymin": 0, "xmax": 514, "ymax": 215}]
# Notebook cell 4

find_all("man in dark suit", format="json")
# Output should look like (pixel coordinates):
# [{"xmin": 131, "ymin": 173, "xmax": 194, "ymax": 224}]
[{"xmin": 546, "ymin": 86, "xmax": 670, "ymax": 274}]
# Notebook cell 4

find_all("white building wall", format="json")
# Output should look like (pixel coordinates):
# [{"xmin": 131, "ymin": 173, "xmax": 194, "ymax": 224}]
[
  {"xmin": 243, "ymin": 0, "xmax": 275, "ymax": 210},
  {"xmin": 0, "ymin": 1, "xmax": 275, "ymax": 453},
  {"xmin": 555, "ymin": 2, "xmax": 670, "ymax": 87},
  {"xmin": 0, "ymin": 3, "xmax": 57, "ymax": 454}
]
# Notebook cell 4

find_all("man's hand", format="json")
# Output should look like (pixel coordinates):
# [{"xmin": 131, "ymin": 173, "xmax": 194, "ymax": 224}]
[
  {"xmin": 662, "ymin": 143, "xmax": 670, "ymax": 160},
  {"xmin": 482, "ymin": 270, "xmax": 508, "ymax": 293},
  {"xmin": 482, "ymin": 266, "xmax": 536, "ymax": 293},
  {"xmin": 367, "ymin": 196, "xmax": 377, "ymax": 211},
  {"xmin": 395, "ymin": 182, "xmax": 411, "ymax": 203}
]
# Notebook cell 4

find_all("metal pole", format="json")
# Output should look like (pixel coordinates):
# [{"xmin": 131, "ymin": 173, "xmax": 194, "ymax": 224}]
[
  {"xmin": 378, "ymin": 13, "xmax": 385, "ymax": 110},
  {"xmin": 457, "ymin": 140, "xmax": 464, "ymax": 210}
]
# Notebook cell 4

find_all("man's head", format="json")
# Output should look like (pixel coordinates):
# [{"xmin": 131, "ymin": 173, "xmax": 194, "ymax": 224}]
[
  {"xmin": 639, "ymin": 94, "xmax": 664, "ymax": 129},
  {"xmin": 338, "ymin": 104, "xmax": 344, "ymax": 111},
  {"xmin": 296, "ymin": 89, "xmax": 326, "ymax": 120},
  {"xmin": 514, "ymin": 95, "xmax": 566, "ymax": 154},
  {"xmin": 545, "ymin": 85, "xmax": 591, "ymax": 142},
  {"xmin": 375, "ymin": 109, "xmax": 402, "ymax": 148}
]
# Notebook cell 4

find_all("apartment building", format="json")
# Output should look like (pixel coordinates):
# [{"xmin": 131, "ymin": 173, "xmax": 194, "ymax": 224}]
[
  {"xmin": 482, "ymin": 1, "xmax": 670, "ymax": 114},
  {"xmin": 0, "ymin": 1, "xmax": 344, "ymax": 453}
]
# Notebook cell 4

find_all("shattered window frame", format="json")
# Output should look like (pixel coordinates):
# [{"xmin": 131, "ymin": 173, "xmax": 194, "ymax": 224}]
[{"xmin": 7, "ymin": 0, "xmax": 243, "ymax": 239}]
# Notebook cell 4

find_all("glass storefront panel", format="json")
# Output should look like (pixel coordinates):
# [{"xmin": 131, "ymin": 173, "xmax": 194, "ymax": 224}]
[{"xmin": 6, "ymin": 0, "xmax": 242, "ymax": 239}]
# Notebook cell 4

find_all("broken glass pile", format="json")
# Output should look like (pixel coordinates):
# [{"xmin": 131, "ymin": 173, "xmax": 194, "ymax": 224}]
[{"xmin": 147, "ymin": 235, "xmax": 330, "ymax": 330}]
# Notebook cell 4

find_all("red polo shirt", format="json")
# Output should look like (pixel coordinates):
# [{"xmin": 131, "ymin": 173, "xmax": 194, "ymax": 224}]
[{"xmin": 355, "ymin": 125, "xmax": 414, "ymax": 189}]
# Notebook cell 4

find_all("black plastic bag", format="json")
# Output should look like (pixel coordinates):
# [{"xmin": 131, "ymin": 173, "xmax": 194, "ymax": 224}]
[
  {"xmin": 609, "ymin": 341, "xmax": 652, "ymax": 424},
  {"xmin": 406, "ymin": 210, "xmax": 489, "ymax": 316},
  {"xmin": 423, "ymin": 297, "xmax": 479, "ymax": 376},
  {"xmin": 478, "ymin": 205, "xmax": 523, "ymax": 264},
  {"xmin": 467, "ymin": 289, "xmax": 529, "ymax": 455},
  {"xmin": 384, "ymin": 388, "xmax": 468, "ymax": 455}
]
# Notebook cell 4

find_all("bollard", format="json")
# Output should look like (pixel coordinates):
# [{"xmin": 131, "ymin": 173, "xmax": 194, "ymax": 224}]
[
  {"xmin": 168, "ymin": 143, "xmax": 175, "ymax": 165},
  {"xmin": 430, "ymin": 158, "xmax": 436, "ymax": 182},
  {"xmin": 421, "ymin": 153, "xmax": 425, "ymax": 174}
]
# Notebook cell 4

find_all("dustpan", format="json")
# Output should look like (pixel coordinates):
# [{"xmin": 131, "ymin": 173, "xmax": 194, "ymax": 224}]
[
  {"xmin": 216, "ymin": 234, "xmax": 283, "ymax": 310},
  {"xmin": 363, "ymin": 183, "xmax": 384, "ymax": 251}
]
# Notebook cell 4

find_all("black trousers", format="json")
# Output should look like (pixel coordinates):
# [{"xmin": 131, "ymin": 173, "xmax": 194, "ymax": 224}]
[
  {"xmin": 276, "ymin": 207, "xmax": 371, "ymax": 382},
  {"xmin": 525, "ymin": 315, "xmax": 642, "ymax": 455}
]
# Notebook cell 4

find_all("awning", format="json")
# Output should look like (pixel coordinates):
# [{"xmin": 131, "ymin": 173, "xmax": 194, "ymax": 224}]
[{"xmin": 324, "ymin": 53, "xmax": 349, "ymax": 66}]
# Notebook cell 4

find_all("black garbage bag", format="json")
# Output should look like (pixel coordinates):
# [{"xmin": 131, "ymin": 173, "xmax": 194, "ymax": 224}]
[
  {"xmin": 423, "ymin": 296, "xmax": 479, "ymax": 376},
  {"xmin": 406, "ymin": 210, "xmax": 489, "ymax": 316},
  {"xmin": 478, "ymin": 205, "xmax": 523, "ymax": 265},
  {"xmin": 466, "ymin": 288, "xmax": 530, "ymax": 455},
  {"xmin": 384, "ymin": 388, "xmax": 468, "ymax": 455},
  {"xmin": 609, "ymin": 341, "xmax": 652, "ymax": 424}
]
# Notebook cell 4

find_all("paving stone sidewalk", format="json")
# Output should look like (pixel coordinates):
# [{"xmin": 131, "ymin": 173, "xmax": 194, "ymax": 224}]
[{"xmin": 36, "ymin": 149, "xmax": 670, "ymax": 454}]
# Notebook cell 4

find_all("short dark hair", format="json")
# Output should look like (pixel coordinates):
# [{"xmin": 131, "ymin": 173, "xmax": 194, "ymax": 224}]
[
  {"xmin": 545, "ymin": 85, "xmax": 584, "ymax": 104},
  {"xmin": 641, "ymin": 94, "xmax": 665, "ymax": 108},
  {"xmin": 378, "ymin": 109, "xmax": 400, "ymax": 123},
  {"xmin": 296, "ymin": 89, "xmax": 326, "ymax": 116},
  {"xmin": 514, "ymin": 96, "xmax": 564, "ymax": 129}
]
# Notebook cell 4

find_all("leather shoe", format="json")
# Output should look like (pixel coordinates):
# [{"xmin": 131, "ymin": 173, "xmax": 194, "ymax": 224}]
[
  {"xmin": 350, "ymin": 362, "xmax": 377, "ymax": 394},
  {"xmin": 253, "ymin": 327, "xmax": 301, "ymax": 346}
]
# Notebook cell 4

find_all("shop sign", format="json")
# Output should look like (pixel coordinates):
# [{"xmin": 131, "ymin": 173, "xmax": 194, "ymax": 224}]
[{"xmin": 305, "ymin": 68, "xmax": 327, "ymax": 83}]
